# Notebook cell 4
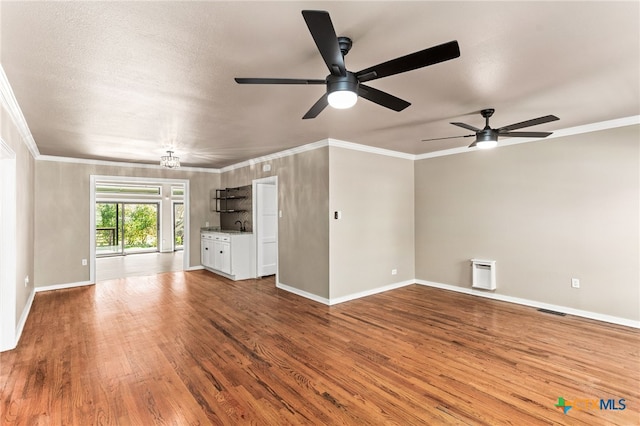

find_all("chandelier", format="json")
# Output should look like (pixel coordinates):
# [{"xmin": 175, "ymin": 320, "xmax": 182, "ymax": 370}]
[{"xmin": 160, "ymin": 150, "xmax": 180, "ymax": 169}]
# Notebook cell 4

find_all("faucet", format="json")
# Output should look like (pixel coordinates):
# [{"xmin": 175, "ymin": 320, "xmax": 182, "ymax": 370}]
[
  {"xmin": 235, "ymin": 220, "xmax": 243, "ymax": 231},
  {"xmin": 243, "ymin": 220, "xmax": 250, "ymax": 232}
]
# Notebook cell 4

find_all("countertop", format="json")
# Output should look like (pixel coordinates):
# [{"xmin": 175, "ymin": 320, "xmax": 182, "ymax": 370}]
[{"xmin": 201, "ymin": 227, "xmax": 253, "ymax": 235}]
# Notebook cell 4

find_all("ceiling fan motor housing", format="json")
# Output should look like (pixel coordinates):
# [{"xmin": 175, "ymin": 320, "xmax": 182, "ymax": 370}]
[
  {"xmin": 476, "ymin": 128, "xmax": 499, "ymax": 143},
  {"xmin": 327, "ymin": 72, "xmax": 359, "ymax": 95}
]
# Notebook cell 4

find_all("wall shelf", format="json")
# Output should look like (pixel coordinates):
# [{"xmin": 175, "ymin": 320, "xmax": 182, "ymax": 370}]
[{"xmin": 211, "ymin": 185, "xmax": 251, "ymax": 214}]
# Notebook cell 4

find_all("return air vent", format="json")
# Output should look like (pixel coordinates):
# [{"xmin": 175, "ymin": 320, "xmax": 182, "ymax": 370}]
[{"xmin": 537, "ymin": 308, "xmax": 566, "ymax": 316}]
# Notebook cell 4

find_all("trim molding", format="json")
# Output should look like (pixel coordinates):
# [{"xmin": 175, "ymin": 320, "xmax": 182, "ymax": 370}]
[
  {"xmin": 185, "ymin": 265, "xmax": 205, "ymax": 271},
  {"xmin": 14, "ymin": 289, "xmax": 36, "ymax": 349},
  {"xmin": 276, "ymin": 279, "xmax": 414, "ymax": 306},
  {"xmin": 416, "ymin": 279, "xmax": 640, "ymax": 329},
  {"xmin": 221, "ymin": 140, "xmax": 329, "ymax": 173},
  {"xmin": 38, "ymin": 155, "xmax": 220, "ymax": 173},
  {"xmin": 0, "ymin": 65, "xmax": 40, "ymax": 158},
  {"xmin": 328, "ymin": 139, "xmax": 415, "ymax": 160},
  {"xmin": 328, "ymin": 279, "xmax": 414, "ymax": 305},
  {"xmin": 220, "ymin": 138, "xmax": 415, "ymax": 173},
  {"xmin": 35, "ymin": 281, "xmax": 94, "ymax": 293},
  {"xmin": 276, "ymin": 281, "xmax": 331, "ymax": 305}
]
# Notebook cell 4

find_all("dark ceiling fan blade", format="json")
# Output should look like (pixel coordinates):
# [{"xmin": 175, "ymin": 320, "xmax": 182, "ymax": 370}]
[
  {"xmin": 302, "ymin": 94, "xmax": 329, "ymax": 119},
  {"xmin": 358, "ymin": 84, "xmax": 411, "ymax": 112},
  {"xmin": 422, "ymin": 134, "xmax": 474, "ymax": 142},
  {"xmin": 450, "ymin": 122, "xmax": 481, "ymax": 132},
  {"xmin": 499, "ymin": 131, "xmax": 553, "ymax": 138},
  {"xmin": 235, "ymin": 78, "xmax": 325, "ymax": 85},
  {"xmin": 497, "ymin": 115, "xmax": 559, "ymax": 132},
  {"xmin": 355, "ymin": 40, "xmax": 460, "ymax": 83},
  {"xmin": 302, "ymin": 10, "xmax": 346, "ymax": 77}
]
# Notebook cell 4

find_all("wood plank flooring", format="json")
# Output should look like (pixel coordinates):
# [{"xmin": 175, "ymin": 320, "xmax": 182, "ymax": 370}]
[
  {"xmin": 1, "ymin": 271, "xmax": 638, "ymax": 425},
  {"xmin": 95, "ymin": 251, "xmax": 184, "ymax": 281}
]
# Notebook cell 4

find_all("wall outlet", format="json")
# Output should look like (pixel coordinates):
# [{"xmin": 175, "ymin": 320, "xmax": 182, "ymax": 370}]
[
  {"xmin": 279, "ymin": 210, "xmax": 282, "ymax": 218},
  {"xmin": 571, "ymin": 278, "xmax": 580, "ymax": 288},
  {"xmin": 24, "ymin": 276, "xmax": 29, "ymax": 287},
  {"xmin": 205, "ymin": 221, "xmax": 210, "ymax": 227},
  {"xmin": 391, "ymin": 269, "xmax": 398, "ymax": 275},
  {"xmin": 82, "ymin": 258, "xmax": 87, "ymax": 266}
]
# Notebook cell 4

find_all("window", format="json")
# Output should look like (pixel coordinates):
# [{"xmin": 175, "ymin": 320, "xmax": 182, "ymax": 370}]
[
  {"xmin": 171, "ymin": 186, "xmax": 184, "ymax": 197},
  {"xmin": 96, "ymin": 184, "xmax": 161, "ymax": 196}
]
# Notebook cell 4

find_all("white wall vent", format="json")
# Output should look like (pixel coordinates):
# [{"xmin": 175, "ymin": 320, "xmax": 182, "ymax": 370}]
[{"xmin": 471, "ymin": 259, "xmax": 496, "ymax": 291}]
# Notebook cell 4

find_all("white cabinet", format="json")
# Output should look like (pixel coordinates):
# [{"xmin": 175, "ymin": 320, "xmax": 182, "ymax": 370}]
[
  {"xmin": 201, "ymin": 231, "xmax": 255, "ymax": 280},
  {"xmin": 213, "ymin": 240, "xmax": 231, "ymax": 274},
  {"xmin": 201, "ymin": 233, "xmax": 215, "ymax": 267}
]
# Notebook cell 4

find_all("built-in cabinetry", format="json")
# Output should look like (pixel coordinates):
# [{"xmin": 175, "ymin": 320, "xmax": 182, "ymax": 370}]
[{"xmin": 201, "ymin": 231, "xmax": 255, "ymax": 280}]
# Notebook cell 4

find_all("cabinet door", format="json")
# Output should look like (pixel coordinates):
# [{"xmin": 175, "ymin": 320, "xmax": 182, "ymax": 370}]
[
  {"xmin": 201, "ymin": 239, "xmax": 214, "ymax": 267},
  {"xmin": 214, "ymin": 241, "xmax": 231, "ymax": 274}
]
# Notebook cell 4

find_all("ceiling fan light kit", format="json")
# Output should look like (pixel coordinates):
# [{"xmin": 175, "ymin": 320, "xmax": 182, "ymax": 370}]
[
  {"xmin": 469, "ymin": 135, "xmax": 499, "ymax": 150},
  {"xmin": 326, "ymin": 73, "xmax": 359, "ymax": 109},
  {"xmin": 235, "ymin": 10, "xmax": 460, "ymax": 119}
]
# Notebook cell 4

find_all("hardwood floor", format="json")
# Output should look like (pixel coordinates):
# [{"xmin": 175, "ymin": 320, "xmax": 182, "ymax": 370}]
[
  {"xmin": 95, "ymin": 251, "xmax": 184, "ymax": 281},
  {"xmin": 1, "ymin": 271, "xmax": 638, "ymax": 425}
]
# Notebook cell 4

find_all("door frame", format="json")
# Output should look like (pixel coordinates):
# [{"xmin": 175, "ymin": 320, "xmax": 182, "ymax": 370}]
[
  {"xmin": 252, "ymin": 175, "xmax": 278, "ymax": 280},
  {"xmin": 0, "ymin": 139, "xmax": 17, "ymax": 351},
  {"xmin": 90, "ymin": 175, "xmax": 190, "ymax": 283}
]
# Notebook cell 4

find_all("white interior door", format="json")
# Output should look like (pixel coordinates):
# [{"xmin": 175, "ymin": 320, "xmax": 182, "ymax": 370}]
[{"xmin": 256, "ymin": 183, "xmax": 277, "ymax": 277}]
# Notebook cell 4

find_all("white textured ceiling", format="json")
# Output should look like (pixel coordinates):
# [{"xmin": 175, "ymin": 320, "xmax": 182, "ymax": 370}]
[{"xmin": 1, "ymin": 1, "xmax": 638, "ymax": 168}]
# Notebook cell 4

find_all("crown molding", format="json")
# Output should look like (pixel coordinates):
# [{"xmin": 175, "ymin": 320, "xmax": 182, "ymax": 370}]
[
  {"xmin": 327, "ymin": 138, "xmax": 415, "ymax": 160},
  {"xmin": 220, "ymin": 137, "xmax": 414, "ymax": 173},
  {"xmin": 0, "ymin": 64, "xmax": 40, "ymax": 158},
  {"xmin": 416, "ymin": 115, "xmax": 640, "ymax": 160},
  {"xmin": 37, "ymin": 155, "xmax": 221, "ymax": 173},
  {"xmin": 220, "ymin": 139, "xmax": 329, "ymax": 173}
]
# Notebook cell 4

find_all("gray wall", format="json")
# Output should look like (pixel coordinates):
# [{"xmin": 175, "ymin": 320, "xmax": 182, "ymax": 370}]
[
  {"xmin": 329, "ymin": 146, "xmax": 414, "ymax": 299},
  {"xmin": 415, "ymin": 125, "xmax": 639, "ymax": 321},
  {"xmin": 1, "ymin": 106, "xmax": 35, "ymax": 326},
  {"xmin": 34, "ymin": 161, "xmax": 220, "ymax": 287},
  {"xmin": 221, "ymin": 147, "xmax": 330, "ymax": 299}
]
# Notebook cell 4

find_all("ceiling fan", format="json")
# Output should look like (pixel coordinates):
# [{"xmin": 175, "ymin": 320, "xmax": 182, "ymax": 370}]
[
  {"xmin": 235, "ymin": 10, "xmax": 460, "ymax": 119},
  {"xmin": 422, "ymin": 109, "xmax": 560, "ymax": 149}
]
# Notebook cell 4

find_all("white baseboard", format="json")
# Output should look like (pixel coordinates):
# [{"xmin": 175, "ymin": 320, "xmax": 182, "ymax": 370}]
[
  {"xmin": 328, "ymin": 280, "xmax": 414, "ymax": 305},
  {"xmin": 276, "ymin": 282, "xmax": 331, "ymax": 305},
  {"xmin": 8, "ymin": 288, "xmax": 36, "ymax": 351},
  {"xmin": 416, "ymin": 279, "xmax": 640, "ymax": 329},
  {"xmin": 185, "ymin": 265, "xmax": 204, "ymax": 271},
  {"xmin": 35, "ymin": 280, "xmax": 94, "ymax": 293},
  {"xmin": 276, "ymin": 279, "xmax": 414, "ymax": 306}
]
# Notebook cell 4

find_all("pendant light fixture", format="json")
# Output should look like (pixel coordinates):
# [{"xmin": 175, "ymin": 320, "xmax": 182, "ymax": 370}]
[{"xmin": 160, "ymin": 150, "xmax": 180, "ymax": 169}]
